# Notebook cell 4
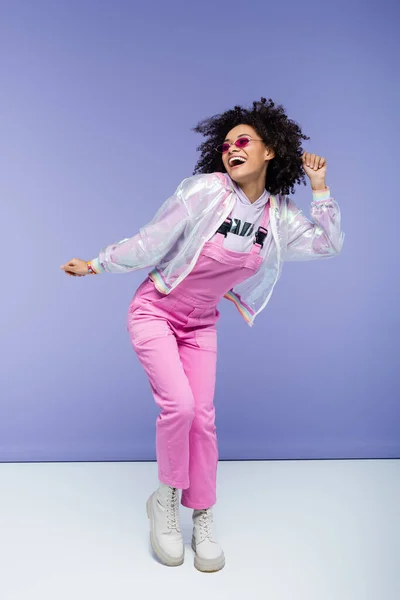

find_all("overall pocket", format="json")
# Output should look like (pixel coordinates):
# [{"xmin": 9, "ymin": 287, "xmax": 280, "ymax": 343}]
[
  {"xmin": 195, "ymin": 327, "xmax": 217, "ymax": 351},
  {"xmin": 182, "ymin": 305, "xmax": 218, "ymax": 351},
  {"xmin": 127, "ymin": 312, "xmax": 175, "ymax": 347}
]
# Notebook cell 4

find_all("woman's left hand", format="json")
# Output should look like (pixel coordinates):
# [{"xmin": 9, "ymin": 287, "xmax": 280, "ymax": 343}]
[
  {"xmin": 60, "ymin": 258, "xmax": 91, "ymax": 276},
  {"xmin": 302, "ymin": 152, "xmax": 327, "ymax": 190}
]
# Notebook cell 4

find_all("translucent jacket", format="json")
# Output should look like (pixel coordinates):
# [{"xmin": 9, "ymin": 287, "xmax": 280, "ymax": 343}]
[{"xmin": 91, "ymin": 173, "xmax": 345, "ymax": 327}]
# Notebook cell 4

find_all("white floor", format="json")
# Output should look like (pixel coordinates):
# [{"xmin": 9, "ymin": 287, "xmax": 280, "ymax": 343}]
[{"xmin": 0, "ymin": 459, "xmax": 399, "ymax": 600}]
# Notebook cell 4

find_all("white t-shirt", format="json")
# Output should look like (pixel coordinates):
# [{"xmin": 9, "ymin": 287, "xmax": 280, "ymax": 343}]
[{"xmin": 211, "ymin": 180, "xmax": 270, "ymax": 252}]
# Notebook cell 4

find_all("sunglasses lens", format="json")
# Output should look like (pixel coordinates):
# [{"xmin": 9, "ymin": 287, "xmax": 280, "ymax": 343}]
[
  {"xmin": 236, "ymin": 138, "xmax": 250, "ymax": 148},
  {"xmin": 219, "ymin": 138, "xmax": 251, "ymax": 152}
]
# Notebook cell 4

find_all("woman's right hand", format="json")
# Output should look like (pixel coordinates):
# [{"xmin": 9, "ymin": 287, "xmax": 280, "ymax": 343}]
[{"xmin": 60, "ymin": 258, "xmax": 91, "ymax": 277}]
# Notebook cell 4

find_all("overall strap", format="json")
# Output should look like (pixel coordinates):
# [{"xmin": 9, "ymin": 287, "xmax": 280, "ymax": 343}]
[{"xmin": 214, "ymin": 216, "xmax": 232, "ymax": 246}]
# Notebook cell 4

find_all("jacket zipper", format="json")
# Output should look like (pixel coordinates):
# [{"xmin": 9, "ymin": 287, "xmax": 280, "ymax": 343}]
[{"xmin": 254, "ymin": 202, "xmax": 281, "ymax": 318}]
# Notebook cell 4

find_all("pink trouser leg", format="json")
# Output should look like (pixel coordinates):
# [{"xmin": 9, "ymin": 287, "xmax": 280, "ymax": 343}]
[
  {"xmin": 178, "ymin": 334, "xmax": 218, "ymax": 510},
  {"xmin": 131, "ymin": 323, "xmax": 195, "ymax": 489},
  {"xmin": 129, "ymin": 312, "xmax": 218, "ymax": 507}
]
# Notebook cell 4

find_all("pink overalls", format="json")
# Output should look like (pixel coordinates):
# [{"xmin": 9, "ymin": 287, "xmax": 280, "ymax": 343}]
[{"xmin": 127, "ymin": 202, "xmax": 270, "ymax": 510}]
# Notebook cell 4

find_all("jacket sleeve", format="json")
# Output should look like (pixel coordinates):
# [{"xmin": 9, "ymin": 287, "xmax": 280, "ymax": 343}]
[
  {"xmin": 282, "ymin": 187, "xmax": 345, "ymax": 262},
  {"xmin": 90, "ymin": 177, "xmax": 199, "ymax": 274}
]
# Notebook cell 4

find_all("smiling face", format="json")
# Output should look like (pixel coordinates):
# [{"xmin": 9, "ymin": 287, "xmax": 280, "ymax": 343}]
[{"xmin": 221, "ymin": 124, "xmax": 275, "ymax": 186}]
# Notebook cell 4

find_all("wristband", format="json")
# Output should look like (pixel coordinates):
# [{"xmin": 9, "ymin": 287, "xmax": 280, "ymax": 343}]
[{"xmin": 87, "ymin": 261, "xmax": 97, "ymax": 275}]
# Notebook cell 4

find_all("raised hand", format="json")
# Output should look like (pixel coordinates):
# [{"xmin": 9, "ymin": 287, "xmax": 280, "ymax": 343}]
[{"xmin": 302, "ymin": 152, "xmax": 327, "ymax": 190}]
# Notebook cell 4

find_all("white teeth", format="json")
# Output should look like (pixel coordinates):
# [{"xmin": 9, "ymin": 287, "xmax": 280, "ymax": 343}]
[{"xmin": 229, "ymin": 156, "xmax": 247, "ymax": 166}]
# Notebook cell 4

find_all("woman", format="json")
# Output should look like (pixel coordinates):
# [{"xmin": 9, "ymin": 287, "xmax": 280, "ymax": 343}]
[{"xmin": 61, "ymin": 98, "xmax": 344, "ymax": 573}]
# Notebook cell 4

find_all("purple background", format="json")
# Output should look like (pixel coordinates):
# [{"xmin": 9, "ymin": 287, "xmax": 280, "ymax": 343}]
[{"xmin": 1, "ymin": 0, "xmax": 399, "ymax": 462}]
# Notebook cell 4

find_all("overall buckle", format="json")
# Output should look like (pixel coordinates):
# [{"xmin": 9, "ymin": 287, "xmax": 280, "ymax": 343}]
[
  {"xmin": 217, "ymin": 217, "xmax": 232, "ymax": 237},
  {"xmin": 254, "ymin": 226, "xmax": 268, "ymax": 247}
]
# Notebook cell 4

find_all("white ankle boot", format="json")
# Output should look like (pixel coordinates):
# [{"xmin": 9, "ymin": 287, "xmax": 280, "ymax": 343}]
[
  {"xmin": 146, "ymin": 483, "xmax": 184, "ymax": 566},
  {"xmin": 191, "ymin": 508, "xmax": 225, "ymax": 572}
]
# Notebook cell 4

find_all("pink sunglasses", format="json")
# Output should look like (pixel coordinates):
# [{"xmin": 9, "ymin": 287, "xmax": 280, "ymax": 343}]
[{"xmin": 216, "ymin": 136, "xmax": 264, "ymax": 154}]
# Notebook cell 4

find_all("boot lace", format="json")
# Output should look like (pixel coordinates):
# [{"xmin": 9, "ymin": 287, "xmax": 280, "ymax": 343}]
[
  {"xmin": 198, "ymin": 509, "xmax": 214, "ymax": 542},
  {"xmin": 166, "ymin": 487, "xmax": 180, "ymax": 531}
]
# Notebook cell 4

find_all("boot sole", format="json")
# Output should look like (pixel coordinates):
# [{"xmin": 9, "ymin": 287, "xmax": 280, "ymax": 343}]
[
  {"xmin": 191, "ymin": 534, "xmax": 225, "ymax": 573},
  {"xmin": 146, "ymin": 496, "xmax": 184, "ymax": 567}
]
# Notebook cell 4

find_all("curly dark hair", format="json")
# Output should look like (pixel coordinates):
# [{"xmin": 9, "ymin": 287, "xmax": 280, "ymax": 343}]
[{"xmin": 192, "ymin": 97, "xmax": 310, "ymax": 196}]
